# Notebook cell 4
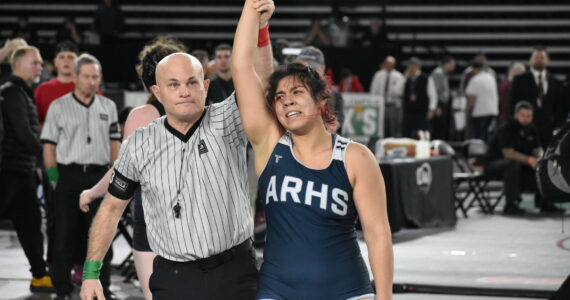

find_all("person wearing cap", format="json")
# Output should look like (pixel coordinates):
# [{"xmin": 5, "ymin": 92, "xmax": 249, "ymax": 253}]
[
  {"xmin": 401, "ymin": 56, "xmax": 438, "ymax": 138},
  {"xmin": 41, "ymin": 53, "xmax": 121, "ymax": 300},
  {"xmin": 295, "ymin": 45, "xmax": 345, "ymax": 133}
]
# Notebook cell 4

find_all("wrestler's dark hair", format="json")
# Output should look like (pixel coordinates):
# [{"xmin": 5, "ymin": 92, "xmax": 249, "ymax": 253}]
[
  {"xmin": 135, "ymin": 36, "xmax": 187, "ymax": 91},
  {"xmin": 266, "ymin": 63, "xmax": 336, "ymax": 127}
]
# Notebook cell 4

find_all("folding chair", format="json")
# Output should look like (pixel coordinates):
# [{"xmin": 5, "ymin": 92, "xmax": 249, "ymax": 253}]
[{"xmin": 451, "ymin": 139, "xmax": 505, "ymax": 216}]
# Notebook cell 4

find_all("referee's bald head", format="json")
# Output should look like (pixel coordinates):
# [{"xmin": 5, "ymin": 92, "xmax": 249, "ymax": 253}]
[
  {"xmin": 156, "ymin": 52, "xmax": 205, "ymax": 80},
  {"xmin": 152, "ymin": 52, "xmax": 210, "ymax": 123}
]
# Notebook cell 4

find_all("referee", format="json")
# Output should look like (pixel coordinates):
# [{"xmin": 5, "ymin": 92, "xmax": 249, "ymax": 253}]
[
  {"xmin": 82, "ymin": 53, "xmax": 259, "ymax": 300},
  {"xmin": 41, "ymin": 53, "xmax": 121, "ymax": 300}
]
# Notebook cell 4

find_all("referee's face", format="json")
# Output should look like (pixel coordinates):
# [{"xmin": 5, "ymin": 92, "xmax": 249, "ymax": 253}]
[
  {"xmin": 75, "ymin": 63, "xmax": 102, "ymax": 97},
  {"xmin": 153, "ymin": 53, "xmax": 208, "ymax": 123}
]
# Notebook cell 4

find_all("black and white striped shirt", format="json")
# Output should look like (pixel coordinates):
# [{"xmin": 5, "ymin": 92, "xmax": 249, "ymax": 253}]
[
  {"xmin": 40, "ymin": 92, "xmax": 121, "ymax": 165},
  {"xmin": 109, "ymin": 94, "xmax": 252, "ymax": 261}
]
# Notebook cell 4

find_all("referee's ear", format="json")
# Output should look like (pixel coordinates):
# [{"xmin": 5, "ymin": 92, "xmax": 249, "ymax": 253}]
[
  {"xmin": 151, "ymin": 84, "xmax": 161, "ymax": 103},
  {"xmin": 203, "ymin": 78, "xmax": 210, "ymax": 94}
]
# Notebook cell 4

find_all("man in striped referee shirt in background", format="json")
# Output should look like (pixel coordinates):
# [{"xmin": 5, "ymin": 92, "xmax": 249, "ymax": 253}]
[
  {"xmin": 80, "ymin": 1, "xmax": 275, "ymax": 299},
  {"xmin": 41, "ymin": 53, "xmax": 121, "ymax": 300}
]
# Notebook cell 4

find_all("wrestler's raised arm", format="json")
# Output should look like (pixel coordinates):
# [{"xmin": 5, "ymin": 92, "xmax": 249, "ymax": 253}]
[{"xmin": 232, "ymin": 0, "xmax": 282, "ymax": 173}]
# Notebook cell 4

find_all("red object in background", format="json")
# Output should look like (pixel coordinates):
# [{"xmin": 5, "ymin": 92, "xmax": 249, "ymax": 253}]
[
  {"xmin": 35, "ymin": 78, "xmax": 104, "ymax": 125},
  {"xmin": 337, "ymin": 75, "xmax": 364, "ymax": 93},
  {"xmin": 499, "ymin": 78, "xmax": 511, "ymax": 122}
]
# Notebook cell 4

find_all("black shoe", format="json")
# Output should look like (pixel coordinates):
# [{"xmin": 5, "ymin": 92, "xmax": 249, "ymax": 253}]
[
  {"xmin": 540, "ymin": 204, "xmax": 565, "ymax": 213},
  {"xmin": 104, "ymin": 290, "xmax": 118, "ymax": 300},
  {"xmin": 503, "ymin": 204, "xmax": 526, "ymax": 215}
]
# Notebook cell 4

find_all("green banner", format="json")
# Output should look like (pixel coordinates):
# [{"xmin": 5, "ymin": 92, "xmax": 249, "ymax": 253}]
[{"xmin": 341, "ymin": 93, "xmax": 384, "ymax": 143}]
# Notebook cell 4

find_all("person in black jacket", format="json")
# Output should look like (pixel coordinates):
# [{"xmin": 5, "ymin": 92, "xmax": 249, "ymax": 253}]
[
  {"xmin": 509, "ymin": 47, "xmax": 564, "ymax": 148},
  {"xmin": 402, "ymin": 57, "xmax": 437, "ymax": 138},
  {"xmin": 0, "ymin": 46, "xmax": 54, "ymax": 292},
  {"xmin": 483, "ymin": 101, "xmax": 563, "ymax": 214}
]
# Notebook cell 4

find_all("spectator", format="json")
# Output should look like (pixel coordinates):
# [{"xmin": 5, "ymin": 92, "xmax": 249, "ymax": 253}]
[
  {"xmin": 34, "ymin": 41, "xmax": 80, "ymax": 125},
  {"xmin": 460, "ymin": 51, "xmax": 496, "ymax": 93},
  {"xmin": 465, "ymin": 61, "xmax": 499, "ymax": 142},
  {"xmin": 327, "ymin": 15, "xmax": 352, "ymax": 47},
  {"xmin": 483, "ymin": 101, "xmax": 562, "ymax": 214},
  {"xmin": 0, "ymin": 46, "xmax": 54, "ymax": 293},
  {"xmin": 41, "ymin": 54, "xmax": 120, "ymax": 300},
  {"xmin": 337, "ymin": 68, "xmax": 364, "ymax": 93},
  {"xmin": 56, "ymin": 17, "xmax": 81, "ymax": 45},
  {"xmin": 509, "ymin": 47, "xmax": 564, "ymax": 148},
  {"xmin": 359, "ymin": 18, "xmax": 387, "ymax": 48},
  {"xmin": 499, "ymin": 62, "xmax": 525, "ymax": 123},
  {"xmin": 12, "ymin": 16, "xmax": 38, "ymax": 45},
  {"xmin": 0, "ymin": 38, "xmax": 28, "ymax": 84},
  {"xmin": 191, "ymin": 49, "xmax": 213, "ymax": 79},
  {"xmin": 93, "ymin": 0, "xmax": 124, "ymax": 43},
  {"xmin": 370, "ymin": 56, "xmax": 405, "ymax": 137},
  {"xmin": 430, "ymin": 55, "xmax": 456, "ymax": 140},
  {"xmin": 206, "ymin": 44, "xmax": 233, "ymax": 104},
  {"xmin": 401, "ymin": 57, "xmax": 437, "ymax": 138},
  {"xmin": 304, "ymin": 19, "xmax": 331, "ymax": 47}
]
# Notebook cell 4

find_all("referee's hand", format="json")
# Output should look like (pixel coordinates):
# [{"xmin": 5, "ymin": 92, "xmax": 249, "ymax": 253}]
[
  {"xmin": 80, "ymin": 189, "xmax": 95, "ymax": 213},
  {"xmin": 80, "ymin": 279, "xmax": 105, "ymax": 300}
]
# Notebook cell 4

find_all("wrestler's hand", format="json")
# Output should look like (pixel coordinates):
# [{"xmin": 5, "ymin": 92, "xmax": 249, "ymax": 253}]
[
  {"xmin": 79, "ymin": 189, "xmax": 96, "ymax": 213},
  {"xmin": 253, "ymin": 0, "xmax": 275, "ymax": 28},
  {"xmin": 80, "ymin": 279, "xmax": 105, "ymax": 300}
]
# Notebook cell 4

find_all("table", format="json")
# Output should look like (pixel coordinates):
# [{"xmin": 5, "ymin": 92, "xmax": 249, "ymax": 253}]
[{"xmin": 380, "ymin": 156, "xmax": 456, "ymax": 232}]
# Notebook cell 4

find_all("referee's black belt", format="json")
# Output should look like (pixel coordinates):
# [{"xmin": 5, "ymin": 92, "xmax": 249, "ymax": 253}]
[
  {"xmin": 59, "ymin": 163, "xmax": 109, "ymax": 173},
  {"xmin": 168, "ymin": 239, "xmax": 252, "ymax": 270}
]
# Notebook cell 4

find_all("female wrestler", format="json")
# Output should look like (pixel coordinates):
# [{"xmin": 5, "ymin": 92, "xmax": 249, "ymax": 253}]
[{"xmin": 232, "ymin": 1, "xmax": 393, "ymax": 299}]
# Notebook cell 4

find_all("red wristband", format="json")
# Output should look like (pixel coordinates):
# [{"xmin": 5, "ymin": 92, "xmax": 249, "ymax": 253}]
[
  {"xmin": 258, "ymin": 24, "xmax": 270, "ymax": 47},
  {"xmin": 527, "ymin": 156, "xmax": 534, "ymax": 165}
]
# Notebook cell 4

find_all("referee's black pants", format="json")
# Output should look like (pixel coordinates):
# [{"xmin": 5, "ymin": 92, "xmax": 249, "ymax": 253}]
[
  {"xmin": 0, "ymin": 169, "xmax": 48, "ymax": 278},
  {"xmin": 52, "ymin": 164, "xmax": 113, "ymax": 296},
  {"xmin": 149, "ymin": 240, "xmax": 259, "ymax": 300}
]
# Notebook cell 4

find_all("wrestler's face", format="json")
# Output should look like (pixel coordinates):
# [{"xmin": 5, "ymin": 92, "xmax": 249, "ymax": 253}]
[
  {"xmin": 152, "ymin": 53, "xmax": 209, "ymax": 123},
  {"xmin": 54, "ymin": 51, "xmax": 77, "ymax": 77},
  {"xmin": 273, "ymin": 75, "xmax": 324, "ymax": 134}
]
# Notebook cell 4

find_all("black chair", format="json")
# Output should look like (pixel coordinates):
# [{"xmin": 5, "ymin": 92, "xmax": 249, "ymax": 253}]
[{"xmin": 450, "ymin": 139, "xmax": 505, "ymax": 217}]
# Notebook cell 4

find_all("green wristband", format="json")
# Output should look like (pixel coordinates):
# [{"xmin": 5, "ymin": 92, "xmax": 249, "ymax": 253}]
[
  {"xmin": 46, "ymin": 166, "xmax": 59, "ymax": 182},
  {"xmin": 83, "ymin": 261, "xmax": 103, "ymax": 280}
]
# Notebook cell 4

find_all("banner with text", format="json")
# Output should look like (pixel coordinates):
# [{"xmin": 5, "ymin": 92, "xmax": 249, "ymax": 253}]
[{"xmin": 341, "ymin": 93, "xmax": 384, "ymax": 143}]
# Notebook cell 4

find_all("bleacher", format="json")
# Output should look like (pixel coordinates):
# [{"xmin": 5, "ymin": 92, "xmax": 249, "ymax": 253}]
[{"xmin": 1, "ymin": 0, "xmax": 569, "ymax": 87}]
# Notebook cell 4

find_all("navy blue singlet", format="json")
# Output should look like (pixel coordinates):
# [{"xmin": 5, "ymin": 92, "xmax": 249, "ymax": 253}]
[{"xmin": 256, "ymin": 133, "xmax": 374, "ymax": 300}]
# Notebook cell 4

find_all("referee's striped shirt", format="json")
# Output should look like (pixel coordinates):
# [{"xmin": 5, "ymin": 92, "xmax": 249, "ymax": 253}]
[
  {"xmin": 109, "ymin": 94, "xmax": 252, "ymax": 262},
  {"xmin": 40, "ymin": 92, "xmax": 121, "ymax": 165}
]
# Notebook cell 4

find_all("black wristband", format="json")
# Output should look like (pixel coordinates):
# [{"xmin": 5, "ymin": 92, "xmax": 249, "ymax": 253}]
[{"xmin": 108, "ymin": 169, "xmax": 139, "ymax": 200}]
